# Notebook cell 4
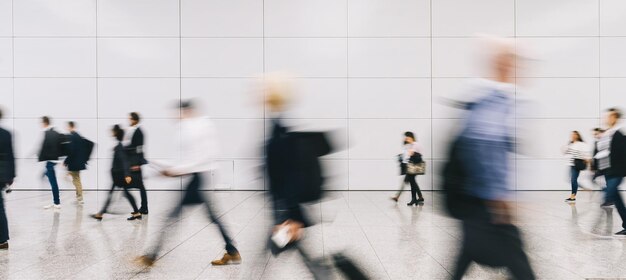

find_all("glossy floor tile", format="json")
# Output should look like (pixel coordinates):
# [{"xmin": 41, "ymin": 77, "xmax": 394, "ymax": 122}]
[{"xmin": 1, "ymin": 190, "xmax": 625, "ymax": 279}]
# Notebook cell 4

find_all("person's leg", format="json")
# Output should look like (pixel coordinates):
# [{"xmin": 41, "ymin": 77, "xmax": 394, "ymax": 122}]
[
  {"xmin": 607, "ymin": 176, "xmax": 626, "ymax": 230},
  {"xmin": 199, "ymin": 174, "xmax": 237, "ymax": 254},
  {"xmin": 46, "ymin": 162, "xmax": 60, "ymax": 205},
  {"xmin": 0, "ymin": 188, "xmax": 9, "ymax": 244},
  {"xmin": 394, "ymin": 177, "xmax": 406, "ymax": 199},
  {"xmin": 413, "ymin": 175, "xmax": 424, "ymax": 200},
  {"xmin": 134, "ymin": 169, "xmax": 148, "ymax": 212},
  {"xmin": 408, "ymin": 175, "xmax": 418, "ymax": 202},
  {"xmin": 502, "ymin": 225, "xmax": 536, "ymax": 280},
  {"xmin": 70, "ymin": 171, "xmax": 83, "ymax": 202},
  {"xmin": 605, "ymin": 176, "xmax": 621, "ymax": 205},
  {"xmin": 147, "ymin": 199, "xmax": 184, "ymax": 259},
  {"xmin": 121, "ymin": 187, "xmax": 139, "ymax": 213},
  {"xmin": 570, "ymin": 167, "xmax": 580, "ymax": 197},
  {"xmin": 99, "ymin": 184, "xmax": 117, "ymax": 214},
  {"xmin": 452, "ymin": 251, "xmax": 472, "ymax": 280}
]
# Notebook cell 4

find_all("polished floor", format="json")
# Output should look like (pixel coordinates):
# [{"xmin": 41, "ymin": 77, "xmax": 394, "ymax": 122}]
[{"xmin": 0, "ymin": 189, "xmax": 625, "ymax": 280}]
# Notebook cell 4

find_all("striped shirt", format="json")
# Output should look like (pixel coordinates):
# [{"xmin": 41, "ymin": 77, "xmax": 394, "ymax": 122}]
[{"xmin": 564, "ymin": 141, "xmax": 590, "ymax": 166}]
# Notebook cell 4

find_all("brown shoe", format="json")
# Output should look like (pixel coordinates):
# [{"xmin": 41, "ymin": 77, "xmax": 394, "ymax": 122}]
[
  {"xmin": 0, "ymin": 242, "xmax": 8, "ymax": 250},
  {"xmin": 390, "ymin": 196, "xmax": 399, "ymax": 202},
  {"xmin": 90, "ymin": 213, "xmax": 103, "ymax": 221},
  {"xmin": 211, "ymin": 252, "xmax": 242, "ymax": 266},
  {"xmin": 135, "ymin": 255, "xmax": 156, "ymax": 267}
]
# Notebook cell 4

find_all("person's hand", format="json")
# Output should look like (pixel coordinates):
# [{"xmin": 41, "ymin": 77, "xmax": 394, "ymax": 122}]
[
  {"xmin": 125, "ymin": 176, "xmax": 132, "ymax": 184},
  {"xmin": 275, "ymin": 219, "xmax": 304, "ymax": 243},
  {"xmin": 487, "ymin": 200, "xmax": 512, "ymax": 225},
  {"xmin": 161, "ymin": 170, "xmax": 173, "ymax": 177},
  {"xmin": 131, "ymin": 166, "xmax": 140, "ymax": 171}
]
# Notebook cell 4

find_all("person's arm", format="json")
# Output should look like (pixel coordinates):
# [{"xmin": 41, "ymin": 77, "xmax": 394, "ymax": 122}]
[{"xmin": 7, "ymin": 132, "xmax": 15, "ymax": 184}]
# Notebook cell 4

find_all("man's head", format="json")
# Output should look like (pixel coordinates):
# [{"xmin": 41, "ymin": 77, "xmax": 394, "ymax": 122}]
[
  {"xmin": 605, "ymin": 108, "xmax": 622, "ymax": 128},
  {"xmin": 67, "ymin": 121, "xmax": 76, "ymax": 132},
  {"xmin": 180, "ymin": 100, "xmax": 196, "ymax": 119},
  {"xmin": 129, "ymin": 112, "xmax": 140, "ymax": 126},
  {"xmin": 42, "ymin": 116, "xmax": 51, "ymax": 128},
  {"xmin": 593, "ymin": 127, "xmax": 604, "ymax": 139}
]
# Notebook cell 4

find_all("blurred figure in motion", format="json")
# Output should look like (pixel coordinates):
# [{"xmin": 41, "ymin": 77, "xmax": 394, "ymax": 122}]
[
  {"xmin": 562, "ymin": 131, "xmax": 590, "ymax": 202},
  {"xmin": 595, "ymin": 108, "xmax": 626, "ymax": 237},
  {"xmin": 124, "ymin": 112, "xmax": 149, "ymax": 215},
  {"xmin": 0, "ymin": 108, "xmax": 15, "ymax": 250},
  {"xmin": 63, "ymin": 121, "xmax": 87, "ymax": 205},
  {"xmin": 90, "ymin": 125, "xmax": 141, "ymax": 221},
  {"xmin": 137, "ymin": 100, "xmax": 240, "ymax": 267},
  {"xmin": 391, "ymin": 131, "xmax": 425, "ymax": 206},
  {"xmin": 39, "ymin": 116, "xmax": 62, "ymax": 210},
  {"xmin": 263, "ymin": 74, "xmax": 367, "ymax": 280},
  {"xmin": 442, "ymin": 40, "xmax": 535, "ymax": 280},
  {"xmin": 590, "ymin": 128, "xmax": 605, "ymax": 188}
]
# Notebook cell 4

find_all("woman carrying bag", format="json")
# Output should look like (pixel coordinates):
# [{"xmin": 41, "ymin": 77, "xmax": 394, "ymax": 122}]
[
  {"xmin": 391, "ymin": 132, "xmax": 425, "ymax": 206},
  {"xmin": 563, "ymin": 131, "xmax": 590, "ymax": 202}
]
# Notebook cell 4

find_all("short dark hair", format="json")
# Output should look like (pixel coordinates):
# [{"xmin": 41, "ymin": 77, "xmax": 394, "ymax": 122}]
[
  {"xmin": 180, "ymin": 100, "xmax": 195, "ymax": 109},
  {"xmin": 130, "ymin": 112, "xmax": 140, "ymax": 122},
  {"xmin": 404, "ymin": 131, "xmax": 415, "ymax": 141},
  {"xmin": 608, "ymin": 108, "xmax": 622, "ymax": 119},
  {"xmin": 593, "ymin": 127, "xmax": 605, "ymax": 133},
  {"xmin": 42, "ymin": 116, "xmax": 50, "ymax": 125},
  {"xmin": 68, "ymin": 121, "xmax": 75, "ymax": 128},
  {"xmin": 113, "ymin": 124, "xmax": 124, "ymax": 141}
]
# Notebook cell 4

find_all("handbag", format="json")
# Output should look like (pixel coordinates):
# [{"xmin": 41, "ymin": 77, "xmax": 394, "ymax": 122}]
[
  {"xmin": 407, "ymin": 161, "xmax": 426, "ymax": 175},
  {"xmin": 574, "ymin": 159, "xmax": 586, "ymax": 171}
]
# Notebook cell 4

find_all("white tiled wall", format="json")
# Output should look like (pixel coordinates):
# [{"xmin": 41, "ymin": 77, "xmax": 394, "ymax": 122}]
[{"xmin": 0, "ymin": 0, "xmax": 622, "ymax": 191}]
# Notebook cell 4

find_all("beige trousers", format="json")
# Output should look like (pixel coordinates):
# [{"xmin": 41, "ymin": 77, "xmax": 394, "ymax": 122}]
[{"xmin": 68, "ymin": 171, "xmax": 83, "ymax": 201}]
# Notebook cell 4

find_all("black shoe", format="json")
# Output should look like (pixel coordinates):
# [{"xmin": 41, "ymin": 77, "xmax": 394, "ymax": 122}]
[
  {"xmin": 601, "ymin": 202, "xmax": 614, "ymax": 208},
  {"xmin": 0, "ymin": 242, "xmax": 8, "ymax": 250},
  {"xmin": 127, "ymin": 213, "xmax": 142, "ymax": 221},
  {"xmin": 416, "ymin": 198, "xmax": 425, "ymax": 204},
  {"xmin": 407, "ymin": 200, "xmax": 417, "ymax": 206},
  {"xmin": 565, "ymin": 198, "xmax": 576, "ymax": 202},
  {"xmin": 139, "ymin": 209, "xmax": 149, "ymax": 215},
  {"xmin": 615, "ymin": 229, "xmax": 626, "ymax": 237}
]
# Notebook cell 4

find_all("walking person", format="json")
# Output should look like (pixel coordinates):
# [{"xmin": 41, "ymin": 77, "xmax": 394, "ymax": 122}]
[
  {"xmin": 0, "ymin": 109, "xmax": 15, "ymax": 250},
  {"xmin": 64, "ymin": 121, "xmax": 86, "ymax": 205},
  {"xmin": 563, "ymin": 131, "xmax": 590, "ymax": 202},
  {"xmin": 125, "ymin": 112, "xmax": 148, "ymax": 214},
  {"xmin": 594, "ymin": 108, "xmax": 626, "ymax": 237},
  {"xmin": 136, "ymin": 100, "xmax": 240, "ymax": 267},
  {"xmin": 444, "ymin": 41, "xmax": 535, "ymax": 280},
  {"xmin": 590, "ymin": 128, "xmax": 605, "ymax": 189},
  {"xmin": 391, "ymin": 132, "xmax": 425, "ymax": 205},
  {"xmin": 39, "ymin": 116, "xmax": 62, "ymax": 210},
  {"xmin": 90, "ymin": 125, "xmax": 142, "ymax": 221}
]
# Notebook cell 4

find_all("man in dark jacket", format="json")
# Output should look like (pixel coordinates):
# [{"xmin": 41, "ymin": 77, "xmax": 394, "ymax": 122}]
[
  {"xmin": 0, "ymin": 109, "xmax": 15, "ymax": 250},
  {"xmin": 63, "ymin": 121, "xmax": 86, "ymax": 205},
  {"xmin": 39, "ymin": 116, "xmax": 61, "ymax": 209},
  {"xmin": 125, "ymin": 112, "xmax": 148, "ymax": 214},
  {"xmin": 598, "ymin": 108, "xmax": 626, "ymax": 237}
]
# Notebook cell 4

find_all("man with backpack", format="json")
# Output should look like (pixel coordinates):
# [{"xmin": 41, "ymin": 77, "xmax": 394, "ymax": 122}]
[
  {"xmin": 63, "ymin": 121, "xmax": 92, "ymax": 205},
  {"xmin": 442, "ymin": 41, "xmax": 535, "ymax": 280},
  {"xmin": 39, "ymin": 116, "xmax": 62, "ymax": 209}
]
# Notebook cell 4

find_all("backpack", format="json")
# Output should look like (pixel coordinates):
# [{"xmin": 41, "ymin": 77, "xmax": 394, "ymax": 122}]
[
  {"xmin": 441, "ymin": 137, "xmax": 468, "ymax": 219},
  {"xmin": 82, "ymin": 138, "xmax": 95, "ymax": 163}
]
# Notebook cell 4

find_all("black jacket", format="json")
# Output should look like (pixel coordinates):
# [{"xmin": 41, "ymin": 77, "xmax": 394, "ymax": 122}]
[
  {"xmin": 38, "ymin": 128, "xmax": 60, "ymax": 162},
  {"xmin": 607, "ymin": 130, "xmax": 626, "ymax": 177},
  {"xmin": 125, "ymin": 127, "xmax": 147, "ymax": 167},
  {"xmin": 0, "ymin": 127, "xmax": 15, "ymax": 183},
  {"xmin": 64, "ymin": 132, "xmax": 86, "ymax": 171},
  {"xmin": 112, "ymin": 143, "xmax": 130, "ymax": 177}
]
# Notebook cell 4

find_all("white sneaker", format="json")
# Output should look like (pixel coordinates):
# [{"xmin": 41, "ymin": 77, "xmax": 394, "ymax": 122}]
[
  {"xmin": 78, "ymin": 200, "xmax": 84, "ymax": 205},
  {"xmin": 53, "ymin": 204, "xmax": 61, "ymax": 209}
]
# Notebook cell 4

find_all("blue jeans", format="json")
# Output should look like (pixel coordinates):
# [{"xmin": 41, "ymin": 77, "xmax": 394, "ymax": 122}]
[
  {"xmin": 45, "ymin": 162, "xmax": 60, "ymax": 205},
  {"xmin": 605, "ymin": 176, "xmax": 626, "ymax": 229},
  {"xmin": 570, "ymin": 167, "xmax": 580, "ymax": 195}
]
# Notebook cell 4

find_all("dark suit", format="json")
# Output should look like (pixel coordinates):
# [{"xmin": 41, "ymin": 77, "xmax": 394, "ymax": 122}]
[
  {"xmin": 125, "ymin": 126, "xmax": 148, "ymax": 212},
  {"xmin": 0, "ymin": 127, "xmax": 15, "ymax": 243},
  {"xmin": 63, "ymin": 132, "xmax": 86, "ymax": 171},
  {"xmin": 39, "ymin": 128, "xmax": 60, "ymax": 205},
  {"xmin": 99, "ymin": 143, "xmax": 138, "ymax": 214},
  {"xmin": 604, "ymin": 130, "xmax": 626, "ymax": 230}
]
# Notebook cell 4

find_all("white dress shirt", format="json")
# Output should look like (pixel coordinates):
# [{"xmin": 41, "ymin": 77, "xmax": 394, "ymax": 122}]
[{"xmin": 168, "ymin": 116, "xmax": 219, "ymax": 176}]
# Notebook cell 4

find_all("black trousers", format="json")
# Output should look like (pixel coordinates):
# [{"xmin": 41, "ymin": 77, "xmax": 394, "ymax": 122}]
[
  {"xmin": 453, "ymin": 201, "xmax": 535, "ymax": 280},
  {"xmin": 130, "ymin": 169, "xmax": 148, "ymax": 211},
  {"xmin": 0, "ymin": 185, "xmax": 8, "ymax": 243},
  {"xmin": 404, "ymin": 174, "xmax": 423, "ymax": 200},
  {"xmin": 99, "ymin": 172, "xmax": 139, "ymax": 214},
  {"xmin": 149, "ymin": 173, "xmax": 237, "ymax": 257}
]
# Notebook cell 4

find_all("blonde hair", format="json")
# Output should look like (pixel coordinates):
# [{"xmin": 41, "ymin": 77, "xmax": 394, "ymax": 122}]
[{"xmin": 262, "ymin": 72, "xmax": 294, "ymax": 111}]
